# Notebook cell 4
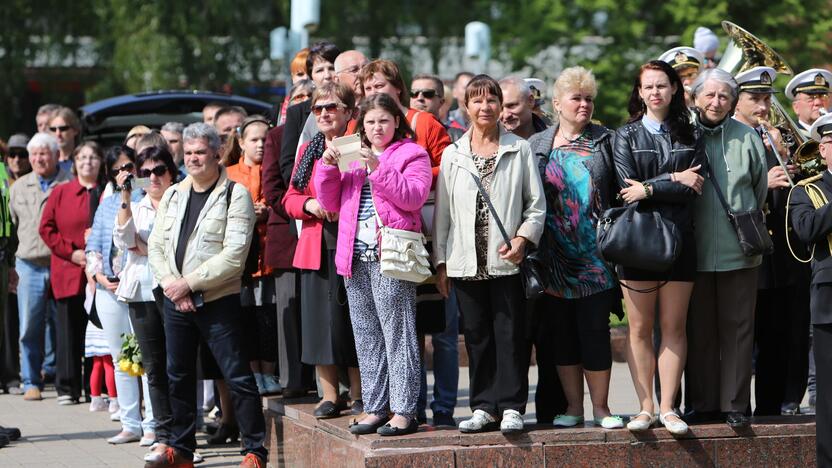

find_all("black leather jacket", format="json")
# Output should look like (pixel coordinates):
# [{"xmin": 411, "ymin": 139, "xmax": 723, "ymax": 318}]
[
  {"xmin": 529, "ymin": 123, "xmax": 617, "ymax": 212},
  {"xmin": 613, "ymin": 120, "xmax": 705, "ymax": 231}
]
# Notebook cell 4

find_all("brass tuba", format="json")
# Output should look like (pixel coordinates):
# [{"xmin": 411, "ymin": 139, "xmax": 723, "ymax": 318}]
[{"xmin": 717, "ymin": 21, "xmax": 824, "ymax": 176}]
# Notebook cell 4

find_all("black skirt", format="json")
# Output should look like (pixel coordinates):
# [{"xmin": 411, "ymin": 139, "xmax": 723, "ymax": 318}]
[
  {"xmin": 617, "ymin": 230, "xmax": 697, "ymax": 282},
  {"xmin": 299, "ymin": 245, "xmax": 358, "ymax": 367}
]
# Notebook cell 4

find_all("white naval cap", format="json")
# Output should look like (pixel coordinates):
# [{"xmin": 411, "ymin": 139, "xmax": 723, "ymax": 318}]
[
  {"xmin": 658, "ymin": 47, "xmax": 704, "ymax": 71},
  {"xmin": 735, "ymin": 66, "xmax": 777, "ymax": 94},
  {"xmin": 809, "ymin": 112, "xmax": 832, "ymax": 142},
  {"xmin": 785, "ymin": 68, "xmax": 832, "ymax": 100}
]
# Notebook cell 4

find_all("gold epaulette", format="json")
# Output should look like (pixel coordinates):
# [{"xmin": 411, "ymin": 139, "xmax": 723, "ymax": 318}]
[{"xmin": 797, "ymin": 174, "xmax": 824, "ymax": 186}]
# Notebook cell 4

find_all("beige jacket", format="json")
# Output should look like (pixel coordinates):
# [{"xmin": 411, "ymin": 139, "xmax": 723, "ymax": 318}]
[
  {"xmin": 433, "ymin": 128, "xmax": 545, "ymax": 278},
  {"xmin": 148, "ymin": 167, "xmax": 254, "ymax": 303},
  {"xmin": 9, "ymin": 169, "xmax": 73, "ymax": 265}
]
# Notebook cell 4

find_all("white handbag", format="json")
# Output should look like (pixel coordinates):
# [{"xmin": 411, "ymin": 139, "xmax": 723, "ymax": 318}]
[{"xmin": 370, "ymin": 184, "xmax": 432, "ymax": 283}]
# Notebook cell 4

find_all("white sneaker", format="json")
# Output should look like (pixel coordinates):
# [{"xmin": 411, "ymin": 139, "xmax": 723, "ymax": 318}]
[
  {"xmin": 627, "ymin": 411, "xmax": 656, "ymax": 432},
  {"xmin": 458, "ymin": 409, "xmax": 497, "ymax": 433},
  {"xmin": 660, "ymin": 411, "xmax": 689, "ymax": 435},
  {"xmin": 89, "ymin": 396, "xmax": 108, "ymax": 412},
  {"xmin": 500, "ymin": 409, "xmax": 524, "ymax": 434}
]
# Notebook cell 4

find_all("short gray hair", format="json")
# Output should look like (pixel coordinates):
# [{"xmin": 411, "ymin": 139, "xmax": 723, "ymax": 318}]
[
  {"xmin": 499, "ymin": 76, "xmax": 531, "ymax": 98},
  {"xmin": 161, "ymin": 122, "xmax": 184, "ymax": 135},
  {"xmin": 37, "ymin": 103, "xmax": 61, "ymax": 117},
  {"xmin": 182, "ymin": 123, "xmax": 221, "ymax": 152},
  {"xmin": 690, "ymin": 68, "xmax": 739, "ymax": 102},
  {"xmin": 289, "ymin": 79, "xmax": 315, "ymax": 99},
  {"xmin": 27, "ymin": 132, "xmax": 59, "ymax": 155}
]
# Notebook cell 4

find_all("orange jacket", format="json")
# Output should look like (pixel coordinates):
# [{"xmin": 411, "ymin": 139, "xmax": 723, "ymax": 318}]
[{"xmin": 226, "ymin": 161, "xmax": 272, "ymax": 278}]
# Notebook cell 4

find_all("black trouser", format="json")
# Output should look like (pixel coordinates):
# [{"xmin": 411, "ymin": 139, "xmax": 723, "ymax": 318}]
[
  {"xmin": 454, "ymin": 275, "xmax": 529, "ymax": 415},
  {"xmin": 530, "ymin": 299, "xmax": 567, "ymax": 424},
  {"xmin": 275, "ymin": 270, "xmax": 313, "ymax": 390},
  {"xmin": 1, "ymin": 291, "xmax": 19, "ymax": 386},
  {"xmin": 243, "ymin": 305, "xmax": 277, "ymax": 362},
  {"xmin": 55, "ymin": 295, "xmax": 86, "ymax": 400},
  {"xmin": 129, "ymin": 301, "xmax": 172, "ymax": 443},
  {"xmin": 754, "ymin": 286, "xmax": 810, "ymax": 416},
  {"xmin": 815, "ymin": 323, "xmax": 832, "ymax": 467},
  {"xmin": 164, "ymin": 294, "xmax": 267, "ymax": 460}
]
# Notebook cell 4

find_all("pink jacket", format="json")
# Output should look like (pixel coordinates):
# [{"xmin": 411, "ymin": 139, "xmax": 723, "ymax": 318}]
[{"xmin": 314, "ymin": 139, "xmax": 432, "ymax": 277}]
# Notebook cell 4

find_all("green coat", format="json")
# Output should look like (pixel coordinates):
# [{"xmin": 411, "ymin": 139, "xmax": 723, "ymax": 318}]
[{"xmin": 693, "ymin": 116, "xmax": 768, "ymax": 272}]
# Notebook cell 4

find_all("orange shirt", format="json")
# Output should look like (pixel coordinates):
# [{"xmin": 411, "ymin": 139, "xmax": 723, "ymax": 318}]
[
  {"xmin": 226, "ymin": 161, "xmax": 272, "ymax": 277},
  {"xmin": 406, "ymin": 108, "xmax": 450, "ymax": 185}
]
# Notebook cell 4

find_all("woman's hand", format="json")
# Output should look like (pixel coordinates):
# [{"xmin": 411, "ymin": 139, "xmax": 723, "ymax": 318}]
[
  {"xmin": 360, "ymin": 147, "xmax": 380, "ymax": 172},
  {"xmin": 130, "ymin": 237, "xmax": 148, "ymax": 256},
  {"xmin": 321, "ymin": 146, "xmax": 341, "ymax": 167},
  {"xmin": 71, "ymin": 249, "xmax": 87, "ymax": 267},
  {"xmin": 303, "ymin": 198, "xmax": 326, "ymax": 219},
  {"xmin": 116, "ymin": 171, "xmax": 132, "ymax": 198},
  {"xmin": 673, "ymin": 164, "xmax": 704, "ymax": 194},
  {"xmin": 436, "ymin": 264, "xmax": 450, "ymax": 298},
  {"xmin": 253, "ymin": 202, "xmax": 269, "ymax": 222},
  {"xmin": 498, "ymin": 236, "xmax": 527, "ymax": 265},
  {"xmin": 619, "ymin": 179, "xmax": 648, "ymax": 204},
  {"xmin": 95, "ymin": 273, "xmax": 119, "ymax": 293}
]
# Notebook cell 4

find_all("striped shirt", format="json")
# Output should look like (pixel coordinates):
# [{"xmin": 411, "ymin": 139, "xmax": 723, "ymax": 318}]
[{"xmin": 353, "ymin": 181, "xmax": 378, "ymax": 261}]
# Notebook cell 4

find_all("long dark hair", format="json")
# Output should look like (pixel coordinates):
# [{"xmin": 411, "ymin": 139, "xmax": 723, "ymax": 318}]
[
  {"xmin": 104, "ymin": 145, "xmax": 135, "ymax": 187},
  {"xmin": 357, "ymin": 93, "xmax": 412, "ymax": 149},
  {"xmin": 627, "ymin": 60, "xmax": 695, "ymax": 146}
]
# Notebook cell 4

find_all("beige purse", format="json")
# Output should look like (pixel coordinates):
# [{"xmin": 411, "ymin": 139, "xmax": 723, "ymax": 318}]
[{"xmin": 370, "ymin": 183, "xmax": 432, "ymax": 283}]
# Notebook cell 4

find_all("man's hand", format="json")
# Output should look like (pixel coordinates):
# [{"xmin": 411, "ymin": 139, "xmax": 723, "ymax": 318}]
[
  {"xmin": 253, "ymin": 202, "xmax": 269, "ymax": 222},
  {"xmin": 767, "ymin": 165, "xmax": 793, "ymax": 189},
  {"xmin": 9, "ymin": 268, "xmax": 18, "ymax": 294},
  {"xmin": 163, "ymin": 277, "xmax": 192, "ymax": 302},
  {"xmin": 436, "ymin": 264, "xmax": 450, "ymax": 299},
  {"xmin": 175, "ymin": 295, "xmax": 196, "ymax": 313}
]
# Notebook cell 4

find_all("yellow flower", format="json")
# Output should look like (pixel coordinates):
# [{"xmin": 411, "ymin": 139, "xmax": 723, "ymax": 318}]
[
  {"xmin": 131, "ymin": 363, "xmax": 140, "ymax": 374},
  {"xmin": 119, "ymin": 360, "xmax": 131, "ymax": 372}
]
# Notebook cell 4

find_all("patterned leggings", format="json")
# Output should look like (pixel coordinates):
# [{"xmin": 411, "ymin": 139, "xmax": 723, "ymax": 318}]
[{"xmin": 345, "ymin": 260, "xmax": 420, "ymax": 417}]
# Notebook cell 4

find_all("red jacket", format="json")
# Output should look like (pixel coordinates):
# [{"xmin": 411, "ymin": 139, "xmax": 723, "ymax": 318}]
[
  {"xmin": 262, "ymin": 124, "xmax": 298, "ymax": 270},
  {"xmin": 39, "ymin": 179, "xmax": 92, "ymax": 300},
  {"xmin": 282, "ymin": 141, "xmax": 325, "ymax": 271}
]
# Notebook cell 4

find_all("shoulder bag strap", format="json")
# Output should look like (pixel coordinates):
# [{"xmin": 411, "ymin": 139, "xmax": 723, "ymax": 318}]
[
  {"xmin": 467, "ymin": 170, "xmax": 513, "ymax": 246},
  {"xmin": 705, "ymin": 158, "xmax": 733, "ymax": 217}
]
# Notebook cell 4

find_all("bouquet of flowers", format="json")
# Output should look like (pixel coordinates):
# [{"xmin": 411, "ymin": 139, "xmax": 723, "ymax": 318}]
[{"xmin": 118, "ymin": 333, "xmax": 144, "ymax": 377}]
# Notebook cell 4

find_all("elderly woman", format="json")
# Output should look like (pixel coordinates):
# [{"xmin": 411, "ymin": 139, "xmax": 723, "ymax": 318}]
[
  {"xmin": 528, "ymin": 67, "xmax": 621, "ymax": 430},
  {"xmin": 687, "ymin": 68, "xmax": 768, "ymax": 428},
  {"xmin": 434, "ymin": 75, "xmax": 546, "ymax": 434},
  {"xmin": 282, "ymin": 82, "xmax": 361, "ymax": 419},
  {"xmin": 614, "ymin": 61, "xmax": 706, "ymax": 435},
  {"xmin": 85, "ymin": 145, "xmax": 154, "ymax": 444},
  {"xmin": 39, "ymin": 141, "xmax": 106, "ymax": 405}
]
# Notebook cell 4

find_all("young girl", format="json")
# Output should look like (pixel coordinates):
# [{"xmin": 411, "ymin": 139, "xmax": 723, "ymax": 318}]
[
  {"xmin": 85, "ymin": 321, "xmax": 117, "ymax": 412},
  {"xmin": 223, "ymin": 115, "xmax": 281, "ymax": 395},
  {"xmin": 315, "ymin": 93, "xmax": 432, "ymax": 436}
]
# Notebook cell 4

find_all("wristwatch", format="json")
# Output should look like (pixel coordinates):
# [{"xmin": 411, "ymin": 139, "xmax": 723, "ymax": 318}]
[{"xmin": 121, "ymin": 202, "xmax": 128, "ymax": 209}]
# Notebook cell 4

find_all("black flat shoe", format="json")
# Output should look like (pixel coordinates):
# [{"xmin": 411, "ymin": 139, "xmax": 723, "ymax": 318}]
[
  {"xmin": 726, "ymin": 412, "xmax": 750, "ymax": 428},
  {"xmin": 377, "ymin": 418, "xmax": 419, "ymax": 437},
  {"xmin": 206, "ymin": 422, "xmax": 239, "ymax": 445},
  {"xmin": 314, "ymin": 400, "xmax": 340, "ymax": 419},
  {"xmin": 0, "ymin": 426, "xmax": 21, "ymax": 441},
  {"xmin": 0, "ymin": 433, "xmax": 8, "ymax": 448},
  {"xmin": 349, "ymin": 417, "xmax": 388, "ymax": 435}
]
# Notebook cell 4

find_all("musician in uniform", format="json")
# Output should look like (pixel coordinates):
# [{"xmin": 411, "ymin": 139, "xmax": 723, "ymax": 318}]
[
  {"xmin": 788, "ymin": 112, "xmax": 832, "ymax": 466},
  {"xmin": 733, "ymin": 67, "xmax": 811, "ymax": 416},
  {"xmin": 658, "ymin": 46, "xmax": 704, "ymax": 108},
  {"xmin": 786, "ymin": 69, "xmax": 832, "ymax": 137}
]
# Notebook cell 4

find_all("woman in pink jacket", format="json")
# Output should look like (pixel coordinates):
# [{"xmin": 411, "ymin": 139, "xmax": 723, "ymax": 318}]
[{"xmin": 316, "ymin": 93, "xmax": 432, "ymax": 436}]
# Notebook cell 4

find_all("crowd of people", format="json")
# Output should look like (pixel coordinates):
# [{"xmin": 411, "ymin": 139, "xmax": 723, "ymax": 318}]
[{"xmin": 0, "ymin": 24, "xmax": 830, "ymax": 467}]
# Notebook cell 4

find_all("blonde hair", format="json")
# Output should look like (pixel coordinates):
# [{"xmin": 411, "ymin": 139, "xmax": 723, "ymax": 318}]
[{"xmin": 552, "ymin": 67, "xmax": 598, "ymax": 101}]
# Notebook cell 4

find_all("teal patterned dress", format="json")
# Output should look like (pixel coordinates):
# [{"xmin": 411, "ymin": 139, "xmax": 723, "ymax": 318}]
[{"xmin": 540, "ymin": 132, "xmax": 615, "ymax": 298}]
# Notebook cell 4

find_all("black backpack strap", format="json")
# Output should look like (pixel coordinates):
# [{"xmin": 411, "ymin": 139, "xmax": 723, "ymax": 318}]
[{"xmin": 225, "ymin": 180, "xmax": 236, "ymax": 208}]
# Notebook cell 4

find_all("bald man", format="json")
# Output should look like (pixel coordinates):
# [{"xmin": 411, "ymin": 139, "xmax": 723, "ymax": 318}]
[{"xmin": 335, "ymin": 50, "xmax": 370, "ymax": 96}]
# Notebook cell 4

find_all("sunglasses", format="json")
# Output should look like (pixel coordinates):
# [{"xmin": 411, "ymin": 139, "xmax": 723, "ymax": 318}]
[
  {"xmin": 138, "ymin": 165, "xmax": 168, "ymax": 178},
  {"xmin": 48, "ymin": 125, "xmax": 72, "ymax": 133},
  {"xmin": 410, "ymin": 89, "xmax": 438, "ymax": 99},
  {"xmin": 312, "ymin": 103, "xmax": 344, "ymax": 116},
  {"xmin": 8, "ymin": 150, "xmax": 27, "ymax": 159},
  {"xmin": 115, "ymin": 162, "xmax": 135, "ymax": 172}
]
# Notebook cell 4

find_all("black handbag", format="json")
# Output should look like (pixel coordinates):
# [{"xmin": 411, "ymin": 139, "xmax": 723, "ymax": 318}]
[
  {"xmin": 467, "ymin": 172, "xmax": 546, "ymax": 299},
  {"xmin": 705, "ymin": 161, "xmax": 773, "ymax": 256},
  {"xmin": 596, "ymin": 202, "xmax": 681, "ymax": 272}
]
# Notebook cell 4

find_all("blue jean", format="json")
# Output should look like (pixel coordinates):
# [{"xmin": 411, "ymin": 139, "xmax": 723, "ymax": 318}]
[
  {"xmin": 418, "ymin": 289, "xmax": 460, "ymax": 417},
  {"xmin": 16, "ymin": 258, "xmax": 56, "ymax": 391}
]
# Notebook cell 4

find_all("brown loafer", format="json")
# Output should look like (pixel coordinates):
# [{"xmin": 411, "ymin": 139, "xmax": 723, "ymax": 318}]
[{"xmin": 144, "ymin": 446, "xmax": 194, "ymax": 468}]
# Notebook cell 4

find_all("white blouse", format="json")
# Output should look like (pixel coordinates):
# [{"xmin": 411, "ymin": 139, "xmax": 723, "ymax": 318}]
[{"xmin": 113, "ymin": 195, "xmax": 158, "ymax": 303}]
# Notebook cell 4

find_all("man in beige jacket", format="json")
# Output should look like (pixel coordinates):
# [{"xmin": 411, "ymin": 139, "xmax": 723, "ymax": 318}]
[{"xmin": 146, "ymin": 123, "xmax": 266, "ymax": 468}]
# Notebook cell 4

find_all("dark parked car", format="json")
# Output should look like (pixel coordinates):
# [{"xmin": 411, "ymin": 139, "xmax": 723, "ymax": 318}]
[{"xmin": 78, "ymin": 90, "xmax": 275, "ymax": 146}]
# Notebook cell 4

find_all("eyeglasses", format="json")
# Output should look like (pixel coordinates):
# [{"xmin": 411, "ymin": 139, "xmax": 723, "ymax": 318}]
[
  {"xmin": 8, "ymin": 150, "xmax": 27, "ymax": 159},
  {"xmin": 115, "ymin": 162, "xmax": 135, "ymax": 172},
  {"xmin": 312, "ymin": 103, "xmax": 345, "ymax": 116},
  {"xmin": 138, "ymin": 165, "xmax": 168, "ymax": 178},
  {"xmin": 291, "ymin": 92, "xmax": 312, "ymax": 103},
  {"xmin": 336, "ymin": 65, "xmax": 361, "ymax": 76},
  {"xmin": 410, "ymin": 89, "xmax": 438, "ymax": 99},
  {"xmin": 48, "ymin": 125, "xmax": 72, "ymax": 133}
]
